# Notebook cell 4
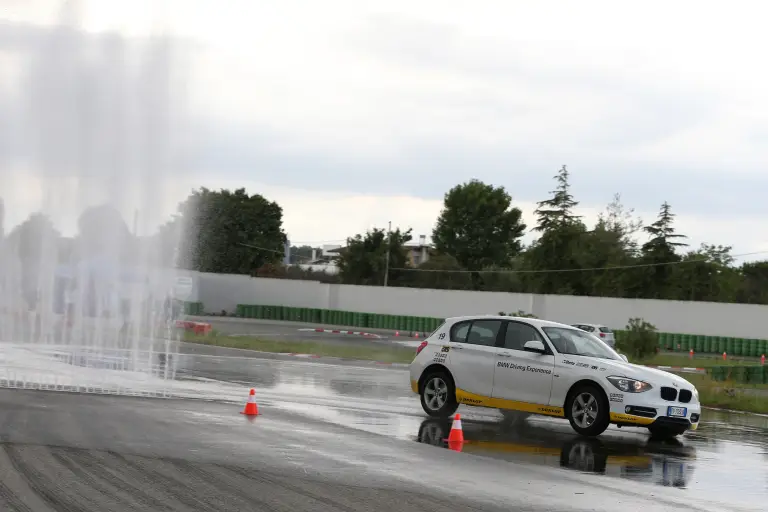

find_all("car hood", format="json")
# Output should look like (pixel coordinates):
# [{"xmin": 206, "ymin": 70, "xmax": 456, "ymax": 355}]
[{"xmin": 595, "ymin": 359, "xmax": 694, "ymax": 388}]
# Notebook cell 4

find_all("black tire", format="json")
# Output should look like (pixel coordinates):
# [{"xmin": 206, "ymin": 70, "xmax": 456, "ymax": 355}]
[
  {"xmin": 419, "ymin": 370, "xmax": 459, "ymax": 418},
  {"xmin": 647, "ymin": 426, "xmax": 687, "ymax": 440},
  {"xmin": 566, "ymin": 383, "xmax": 610, "ymax": 437}
]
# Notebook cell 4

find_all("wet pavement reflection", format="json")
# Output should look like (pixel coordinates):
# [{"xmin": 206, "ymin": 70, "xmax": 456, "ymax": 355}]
[{"xmin": 177, "ymin": 354, "xmax": 768, "ymax": 506}]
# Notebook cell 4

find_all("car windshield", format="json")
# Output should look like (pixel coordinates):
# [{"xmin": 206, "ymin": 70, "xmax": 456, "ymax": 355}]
[{"xmin": 542, "ymin": 327, "xmax": 621, "ymax": 360}]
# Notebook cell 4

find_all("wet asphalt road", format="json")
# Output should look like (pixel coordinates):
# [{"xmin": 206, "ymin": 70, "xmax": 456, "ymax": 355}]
[
  {"xmin": 1, "ymin": 345, "xmax": 767, "ymax": 511},
  {"xmin": 173, "ymin": 354, "xmax": 768, "ymax": 510}
]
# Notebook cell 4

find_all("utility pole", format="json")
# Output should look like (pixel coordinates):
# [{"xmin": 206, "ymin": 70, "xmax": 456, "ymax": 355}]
[{"xmin": 383, "ymin": 221, "xmax": 391, "ymax": 287}]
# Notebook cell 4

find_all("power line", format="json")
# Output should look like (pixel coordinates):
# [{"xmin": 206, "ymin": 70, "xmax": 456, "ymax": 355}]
[
  {"xmin": 239, "ymin": 242, "xmax": 767, "ymax": 273},
  {"xmin": 390, "ymin": 250, "xmax": 768, "ymax": 274}
]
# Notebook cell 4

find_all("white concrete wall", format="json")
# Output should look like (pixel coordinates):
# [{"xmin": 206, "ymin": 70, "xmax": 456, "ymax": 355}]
[{"xmin": 191, "ymin": 272, "xmax": 768, "ymax": 338}]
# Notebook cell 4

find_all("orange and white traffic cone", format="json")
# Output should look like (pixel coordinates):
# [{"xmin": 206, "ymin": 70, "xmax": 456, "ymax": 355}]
[
  {"xmin": 446, "ymin": 413, "xmax": 464, "ymax": 448},
  {"xmin": 241, "ymin": 388, "xmax": 259, "ymax": 416}
]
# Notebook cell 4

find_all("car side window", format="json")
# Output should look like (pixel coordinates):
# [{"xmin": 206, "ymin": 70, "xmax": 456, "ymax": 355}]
[
  {"xmin": 466, "ymin": 320, "xmax": 502, "ymax": 347},
  {"xmin": 450, "ymin": 321, "xmax": 471, "ymax": 342},
  {"xmin": 503, "ymin": 321, "xmax": 543, "ymax": 350}
]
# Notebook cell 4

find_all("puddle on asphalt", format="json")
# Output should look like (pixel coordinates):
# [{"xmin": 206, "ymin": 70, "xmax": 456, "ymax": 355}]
[
  {"xmin": 176, "ymin": 354, "xmax": 768, "ymax": 505},
  {"xmin": 405, "ymin": 411, "xmax": 768, "ymax": 506}
]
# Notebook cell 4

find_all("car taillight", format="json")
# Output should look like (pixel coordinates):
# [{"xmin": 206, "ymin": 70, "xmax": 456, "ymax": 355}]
[
  {"xmin": 600, "ymin": 332, "xmax": 605, "ymax": 338},
  {"xmin": 416, "ymin": 341, "xmax": 428, "ymax": 355}
]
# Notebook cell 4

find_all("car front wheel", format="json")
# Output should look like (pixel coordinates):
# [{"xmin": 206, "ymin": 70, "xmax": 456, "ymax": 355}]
[
  {"xmin": 566, "ymin": 384, "xmax": 610, "ymax": 437},
  {"xmin": 420, "ymin": 371, "xmax": 459, "ymax": 418}
]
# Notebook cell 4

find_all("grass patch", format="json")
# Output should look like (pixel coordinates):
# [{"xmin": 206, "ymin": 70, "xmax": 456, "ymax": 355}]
[
  {"xmin": 667, "ymin": 373, "xmax": 768, "ymax": 415},
  {"xmin": 183, "ymin": 333, "xmax": 417, "ymax": 364},
  {"xmin": 637, "ymin": 353, "xmax": 762, "ymax": 368}
]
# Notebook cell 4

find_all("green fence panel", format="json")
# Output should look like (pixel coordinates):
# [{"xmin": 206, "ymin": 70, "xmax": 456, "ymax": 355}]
[
  {"xmin": 747, "ymin": 366, "xmax": 765, "ymax": 384},
  {"xmin": 725, "ymin": 337, "xmax": 735, "ymax": 355},
  {"xmin": 709, "ymin": 366, "xmax": 727, "ymax": 381},
  {"xmin": 717, "ymin": 337, "xmax": 728, "ymax": 354},
  {"xmin": 680, "ymin": 334, "xmax": 691, "ymax": 351},
  {"xmin": 732, "ymin": 338, "xmax": 744, "ymax": 356},
  {"xmin": 657, "ymin": 332, "xmax": 668, "ymax": 348},
  {"xmin": 750, "ymin": 339, "xmax": 760, "ymax": 357},
  {"xmin": 758, "ymin": 339, "xmax": 767, "ymax": 357},
  {"xmin": 694, "ymin": 335, "xmax": 706, "ymax": 353},
  {"xmin": 732, "ymin": 366, "xmax": 748, "ymax": 383}
]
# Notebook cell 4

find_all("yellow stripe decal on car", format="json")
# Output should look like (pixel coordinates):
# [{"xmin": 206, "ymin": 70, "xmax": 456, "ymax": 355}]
[
  {"xmin": 410, "ymin": 380, "xmax": 419, "ymax": 394},
  {"xmin": 608, "ymin": 412, "xmax": 655, "ymax": 425},
  {"xmin": 455, "ymin": 388, "xmax": 565, "ymax": 417}
]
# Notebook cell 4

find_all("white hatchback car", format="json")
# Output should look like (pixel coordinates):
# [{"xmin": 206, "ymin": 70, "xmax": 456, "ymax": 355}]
[{"xmin": 410, "ymin": 315, "xmax": 701, "ymax": 438}]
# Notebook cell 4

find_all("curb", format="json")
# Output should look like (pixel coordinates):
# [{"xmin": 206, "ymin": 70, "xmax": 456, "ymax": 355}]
[{"xmin": 299, "ymin": 328, "xmax": 383, "ymax": 339}]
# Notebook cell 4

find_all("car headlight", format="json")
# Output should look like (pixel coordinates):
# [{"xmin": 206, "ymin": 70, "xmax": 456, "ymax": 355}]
[{"xmin": 607, "ymin": 376, "xmax": 653, "ymax": 393}]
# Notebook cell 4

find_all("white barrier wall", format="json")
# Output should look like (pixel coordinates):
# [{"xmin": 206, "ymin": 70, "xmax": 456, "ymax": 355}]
[{"xmin": 192, "ymin": 272, "xmax": 768, "ymax": 339}]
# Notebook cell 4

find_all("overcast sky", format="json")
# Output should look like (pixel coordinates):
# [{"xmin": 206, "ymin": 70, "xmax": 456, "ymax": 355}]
[{"xmin": 1, "ymin": 0, "xmax": 766, "ymax": 260}]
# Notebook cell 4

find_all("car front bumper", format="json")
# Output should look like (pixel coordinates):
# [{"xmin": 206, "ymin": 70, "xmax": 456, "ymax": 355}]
[{"xmin": 607, "ymin": 391, "xmax": 701, "ymax": 431}]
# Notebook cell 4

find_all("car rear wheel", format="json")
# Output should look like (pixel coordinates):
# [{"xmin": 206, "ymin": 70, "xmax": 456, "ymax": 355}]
[
  {"xmin": 566, "ymin": 384, "xmax": 610, "ymax": 437},
  {"xmin": 420, "ymin": 371, "xmax": 459, "ymax": 418}
]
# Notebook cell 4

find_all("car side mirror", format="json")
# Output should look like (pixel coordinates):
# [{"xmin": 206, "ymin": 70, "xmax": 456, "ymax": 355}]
[
  {"xmin": 619, "ymin": 354, "xmax": 628, "ymax": 362},
  {"xmin": 523, "ymin": 340, "xmax": 546, "ymax": 354}
]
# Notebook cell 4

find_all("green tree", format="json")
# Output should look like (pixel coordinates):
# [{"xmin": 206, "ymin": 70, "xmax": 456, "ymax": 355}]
[
  {"xmin": 176, "ymin": 188, "xmax": 287, "ymax": 274},
  {"xmin": 432, "ymin": 179, "xmax": 526, "ymax": 288},
  {"xmin": 337, "ymin": 227, "xmax": 412, "ymax": 286},
  {"xmin": 408, "ymin": 253, "xmax": 472, "ymax": 290},
  {"xmin": 638, "ymin": 202, "xmax": 687, "ymax": 298},
  {"xmin": 524, "ymin": 165, "xmax": 588, "ymax": 294},
  {"xmin": 736, "ymin": 260, "xmax": 768, "ymax": 304},
  {"xmin": 6, "ymin": 213, "xmax": 60, "ymax": 309},
  {"xmin": 581, "ymin": 194, "xmax": 643, "ymax": 297},
  {"xmin": 672, "ymin": 244, "xmax": 740, "ymax": 302},
  {"xmin": 76, "ymin": 204, "xmax": 135, "ymax": 263}
]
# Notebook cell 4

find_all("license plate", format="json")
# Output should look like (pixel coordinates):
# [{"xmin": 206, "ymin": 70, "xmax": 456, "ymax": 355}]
[{"xmin": 667, "ymin": 406, "xmax": 687, "ymax": 417}]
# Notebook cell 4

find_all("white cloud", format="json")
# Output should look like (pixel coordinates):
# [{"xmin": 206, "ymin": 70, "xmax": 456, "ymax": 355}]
[{"xmin": 1, "ymin": 0, "xmax": 767, "ymax": 263}]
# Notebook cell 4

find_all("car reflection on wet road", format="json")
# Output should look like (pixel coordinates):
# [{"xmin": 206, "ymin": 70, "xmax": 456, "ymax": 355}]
[
  {"xmin": 417, "ymin": 416, "xmax": 697, "ymax": 487},
  {"xmin": 175, "ymin": 351, "xmax": 768, "ymax": 508}
]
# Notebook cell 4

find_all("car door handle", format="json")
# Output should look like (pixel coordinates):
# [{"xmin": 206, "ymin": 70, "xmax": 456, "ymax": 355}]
[
  {"xmin": 451, "ymin": 345, "xmax": 463, "ymax": 350},
  {"xmin": 498, "ymin": 352, "xmax": 512, "ymax": 357}
]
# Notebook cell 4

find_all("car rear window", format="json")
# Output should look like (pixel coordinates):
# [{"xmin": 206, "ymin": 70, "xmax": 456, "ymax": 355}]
[{"xmin": 599, "ymin": 327, "xmax": 613, "ymax": 333}]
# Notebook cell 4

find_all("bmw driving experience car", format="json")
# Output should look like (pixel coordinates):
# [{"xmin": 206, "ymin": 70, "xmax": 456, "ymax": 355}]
[{"xmin": 410, "ymin": 315, "xmax": 701, "ymax": 438}]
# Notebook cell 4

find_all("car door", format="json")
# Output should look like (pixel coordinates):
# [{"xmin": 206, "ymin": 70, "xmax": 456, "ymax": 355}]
[
  {"xmin": 445, "ymin": 318, "xmax": 502, "ymax": 400},
  {"xmin": 491, "ymin": 320, "xmax": 556, "ymax": 406}
]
